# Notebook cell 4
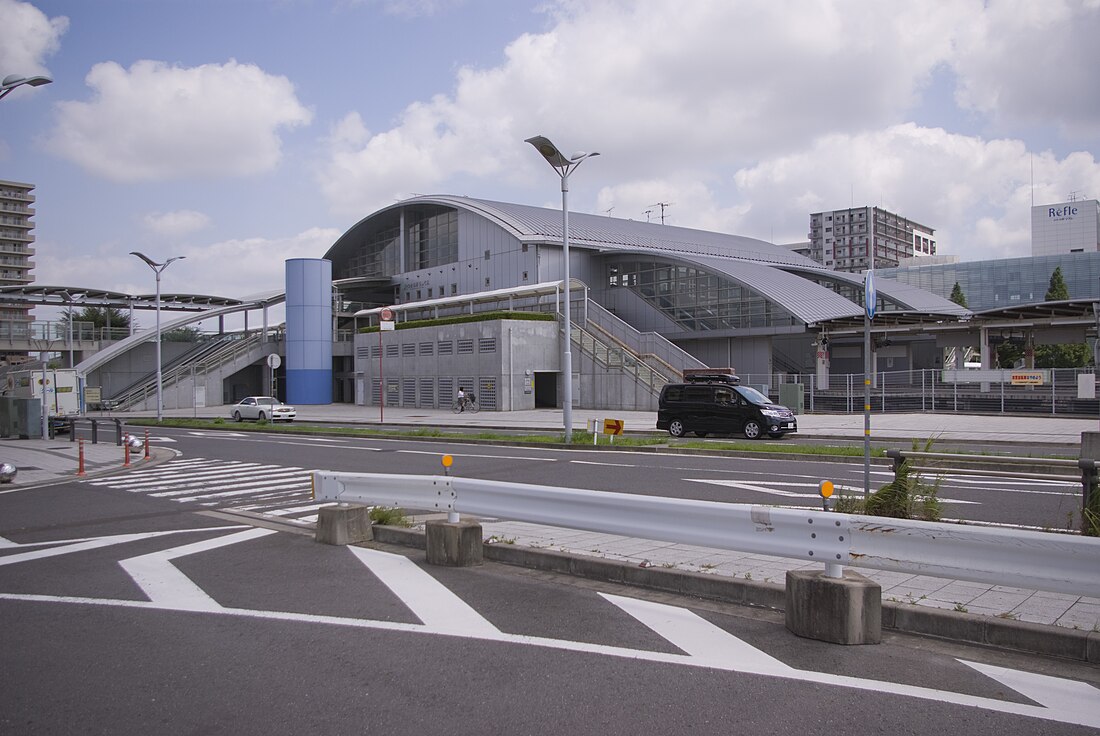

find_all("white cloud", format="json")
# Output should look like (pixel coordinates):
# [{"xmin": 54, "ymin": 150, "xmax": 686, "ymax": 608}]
[
  {"xmin": 0, "ymin": 0, "xmax": 67, "ymax": 90},
  {"xmin": 34, "ymin": 227, "xmax": 342, "ymax": 303},
  {"xmin": 314, "ymin": 0, "xmax": 1100, "ymax": 262},
  {"xmin": 142, "ymin": 210, "xmax": 211, "ymax": 238},
  {"xmin": 728, "ymin": 125, "xmax": 1100, "ymax": 260},
  {"xmin": 951, "ymin": 0, "xmax": 1100, "ymax": 138},
  {"xmin": 317, "ymin": 0, "xmax": 979, "ymax": 216},
  {"xmin": 45, "ymin": 59, "xmax": 312, "ymax": 181}
]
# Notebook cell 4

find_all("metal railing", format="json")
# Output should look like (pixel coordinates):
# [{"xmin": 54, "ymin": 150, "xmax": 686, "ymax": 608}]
[
  {"xmin": 727, "ymin": 368, "xmax": 1100, "ymax": 416},
  {"xmin": 312, "ymin": 471, "xmax": 1100, "ymax": 597},
  {"xmin": 570, "ymin": 325, "xmax": 670, "ymax": 397}
]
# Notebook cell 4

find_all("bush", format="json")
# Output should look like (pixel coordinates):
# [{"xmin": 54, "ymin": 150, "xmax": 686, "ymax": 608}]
[{"xmin": 369, "ymin": 506, "xmax": 411, "ymax": 527}]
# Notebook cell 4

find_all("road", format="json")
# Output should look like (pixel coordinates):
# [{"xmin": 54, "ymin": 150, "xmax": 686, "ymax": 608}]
[
  {"xmin": 2, "ymin": 470, "xmax": 1099, "ymax": 734},
  {"xmin": 100, "ymin": 426, "xmax": 1087, "ymax": 531}
]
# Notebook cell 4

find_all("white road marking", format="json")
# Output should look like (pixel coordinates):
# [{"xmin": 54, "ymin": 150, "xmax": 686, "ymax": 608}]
[
  {"xmin": 571, "ymin": 460, "xmax": 642, "ymax": 468},
  {"xmin": 0, "ymin": 526, "xmax": 249, "ymax": 566},
  {"xmin": 684, "ymin": 478, "xmax": 982, "ymax": 504},
  {"xmin": 119, "ymin": 528, "xmax": 275, "ymax": 611},
  {"xmin": 347, "ymin": 546, "xmax": 499, "ymax": 635},
  {"xmin": 960, "ymin": 660, "xmax": 1100, "ymax": 724},
  {"xmin": 396, "ymin": 449, "xmax": 556, "ymax": 462},
  {"xmin": 601, "ymin": 593, "xmax": 793, "ymax": 672}
]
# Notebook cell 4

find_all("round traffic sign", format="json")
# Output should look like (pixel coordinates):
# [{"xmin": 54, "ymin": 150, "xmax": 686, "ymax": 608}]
[
  {"xmin": 267, "ymin": 353, "xmax": 281, "ymax": 369},
  {"xmin": 380, "ymin": 307, "xmax": 394, "ymax": 321}
]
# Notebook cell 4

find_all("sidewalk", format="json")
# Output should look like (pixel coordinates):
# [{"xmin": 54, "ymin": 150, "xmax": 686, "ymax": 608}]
[{"xmin": 2, "ymin": 408, "xmax": 1098, "ymax": 652}]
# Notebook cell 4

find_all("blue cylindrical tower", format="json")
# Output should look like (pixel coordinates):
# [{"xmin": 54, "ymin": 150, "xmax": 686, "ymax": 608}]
[{"xmin": 285, "ymin": 258, "xmax": 332, "ymax": 404}]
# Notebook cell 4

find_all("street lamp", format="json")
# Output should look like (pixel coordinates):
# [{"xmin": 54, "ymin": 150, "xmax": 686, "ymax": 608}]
[
  {"xmin": 0, "ymin": 73, "xmax": 53, "ymax": 100},
  {"xmin": 130, "ymin": 251, "xmax": 185, "ymax": 422},
  {"xmin": 525, "ymin": 135, "xmax": 600, "ymax": 442}
]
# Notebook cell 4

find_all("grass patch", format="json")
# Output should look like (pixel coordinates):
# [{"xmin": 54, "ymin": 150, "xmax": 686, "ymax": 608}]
[{"xmin": 368, "ymin": 506, "xmax": 411, "ymax": 527}]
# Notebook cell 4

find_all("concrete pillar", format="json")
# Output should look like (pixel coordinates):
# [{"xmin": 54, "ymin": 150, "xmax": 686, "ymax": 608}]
[
  {"xmin": 785, "ymin": 569, "xmax": 881, "ymax": 645},
  {"xmin": 425, "ymin": 519, "xmax": 483, "ymax": 567},
  {"xmin": 315, "ymin": 504, "xmax": 373, "ymax": 546}
]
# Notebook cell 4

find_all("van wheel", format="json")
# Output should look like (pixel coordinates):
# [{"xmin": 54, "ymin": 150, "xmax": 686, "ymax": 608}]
[
  {"xmin": 693, "ymin": 431, "xmax": 708, "ymax": 438},
  {"xmin": 668, "ymin": 419, "xmax": 686, "ymax": 438},
  {"xmin": 743, "ymin": 420, "xmax": 762, "ymax": 439}
]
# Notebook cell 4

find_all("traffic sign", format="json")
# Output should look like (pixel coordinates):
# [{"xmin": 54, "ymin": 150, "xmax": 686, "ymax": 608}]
[
  {"xmin": 380, "ymin": 307, "xmax": 394, "ymax": 321},
  {"xmin": 603, "ymin": 418, "xmax": 624, "ymax": 435},
  {"xmin": 864, "ymin": 269, "xmax": 877, "ymax": 319},
  {"xmin": 267, "ymin": 353, "xmax": 282, "ymax": 369}
]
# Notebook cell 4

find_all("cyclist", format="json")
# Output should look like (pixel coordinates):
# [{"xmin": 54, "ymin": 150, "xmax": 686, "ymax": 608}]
[{"xmin": 457, "ymin": 387, "xmax": 466, "ymax": 412}]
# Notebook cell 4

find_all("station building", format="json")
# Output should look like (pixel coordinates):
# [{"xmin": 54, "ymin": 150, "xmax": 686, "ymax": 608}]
[{"xmin": 326, "ymin": 195, "xmax": 970, "ymax": 411}]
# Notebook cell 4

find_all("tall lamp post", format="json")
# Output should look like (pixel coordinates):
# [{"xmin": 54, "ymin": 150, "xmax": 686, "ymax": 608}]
[
  {"xmin": 0, "ymin": 73, "xmax": 52, "ymax": 100},
  {"xmin": 525, "ymin": 135, "xmax": 599, "ymax": 442},
  {"xmin": 130, "ymin": 251, "xmax": 185, "ymax": 422}
]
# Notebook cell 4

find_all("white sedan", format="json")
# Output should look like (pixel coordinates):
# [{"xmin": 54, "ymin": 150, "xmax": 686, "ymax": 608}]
[{"xmin": 230, "ymin": 396, "xmax": 296, "ymax": 422}]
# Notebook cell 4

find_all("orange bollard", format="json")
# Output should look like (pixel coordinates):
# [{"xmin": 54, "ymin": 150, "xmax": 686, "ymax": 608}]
[
  {"xmin": 77, "ymin": 439, "xmax": 86, "ymax": 477},
  {"xmin": 144, "ymin": 429, "xmax": 150, "ymax": 460},
  {"xmin": 123, "ymin": 439, "xmax": 131, "ymax": 468}
]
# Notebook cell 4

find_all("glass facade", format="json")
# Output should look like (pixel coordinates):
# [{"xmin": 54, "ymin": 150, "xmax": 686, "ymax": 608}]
[
  {"xmin": 879, "ymin": 252, "xmax": 1100, "ymax": 311},
  {"xmin": 607, "ymin": 259, "xmax": 796, "ymax": 330},
  {"xmin": 405, "ymin": 207, "xmax": 457, "ymax": 270},
  {"xmin": 338, "ymin": 206, "xmax": 458, "ymax": 280}
]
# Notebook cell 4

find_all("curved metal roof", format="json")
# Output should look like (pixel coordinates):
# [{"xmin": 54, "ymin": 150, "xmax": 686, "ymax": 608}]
[
  {"xmin": 0, "ymin": 285, "xmax": 245, "ymax": 310},
  {"xmin": 324, "ymin": 194, "xmax": 827, "ymax": 272},
  {"xmin": 324, "ymin": 194, "xmax": 972, "ymax": 327}
]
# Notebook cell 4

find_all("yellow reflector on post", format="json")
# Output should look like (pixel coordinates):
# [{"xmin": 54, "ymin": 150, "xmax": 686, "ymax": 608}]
[
  {"xmin": 441, "ymin": 454, "xmax": 454, "ymax": 469},
  {"xmin": 819, "ymin": 480, "xmax": 834, "ymax": 498}
]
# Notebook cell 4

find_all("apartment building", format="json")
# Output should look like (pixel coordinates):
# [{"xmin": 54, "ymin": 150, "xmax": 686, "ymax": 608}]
[
  {"xmin": 808, "ymin": 206, "xmax": 936, "ymax": 272},
  {"xmin": 0, "ymin": 179, "xmax": 37, "ymax": 361}
]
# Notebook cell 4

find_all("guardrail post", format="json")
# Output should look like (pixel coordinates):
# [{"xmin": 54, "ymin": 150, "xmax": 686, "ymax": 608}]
[
  {"xmin": 885, "ymin": 449, "xmax": 904, "ymax": 482},
  {"xmin": 1078, "ymin": 458, "xmax": 1097, "ymax": 535},
  {"xmin": 113, "ymin": 419, "xmax": 124, "ymax": 446},
  {"xmin": 89, "ymin": 419, "xmax": 98, "ymax": 445},
  {"xmin": 316, "ymin": 504, "xmax": 373, "ymax": 545}
]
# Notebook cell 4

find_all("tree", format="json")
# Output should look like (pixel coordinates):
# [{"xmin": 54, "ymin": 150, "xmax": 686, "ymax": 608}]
[
  {"xmin": 949, "ymin": 282, "xmax": 968, "ymax": 308},
  {"xmin": 1034, "ymin": 267, "xmax": 1092, "ymax": 368},
  {"xmin": 62, "ymin": 306, "xmax": 130, "ymax": 330}
]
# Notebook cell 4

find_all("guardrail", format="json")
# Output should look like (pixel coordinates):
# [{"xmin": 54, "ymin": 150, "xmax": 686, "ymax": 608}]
[
  {"xmin": 885, "ymin": 449, "xmax": 1097, "ymax": 533},
  {"xmin": 312, "ymin": 471, "xmax": 1100, "ymax": 598}
]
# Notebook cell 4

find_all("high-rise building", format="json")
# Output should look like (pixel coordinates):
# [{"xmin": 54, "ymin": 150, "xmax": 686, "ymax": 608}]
[
  {"xmin": 1031, "ymin": 197, "xmax": 1100, "ymax": 256},
  {"xmin": 0, "ymin": 179, "xmax": 37, "ymax": 361},
  {"xmin": 808, "ymin": 206, "xmax": 936, "ymax": 272}
]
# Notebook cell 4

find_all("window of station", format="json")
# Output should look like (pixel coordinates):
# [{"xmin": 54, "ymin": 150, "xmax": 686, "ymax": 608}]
[
  {"xmin": 343, "ymin": 223, "xmax": 400, "ymax": 279},
  {"xmin": 607, "ymin": 260, "xmax": 795, "ymax": 330},
  {"xmin": 406, "ymin": 208, "xmax": 458, "ymax": 270}
]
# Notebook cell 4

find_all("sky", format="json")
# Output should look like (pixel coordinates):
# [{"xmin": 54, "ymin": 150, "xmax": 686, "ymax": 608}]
[{"xmin": 3, "ymin": 0, "xmax": 1100, "ymax": 327}]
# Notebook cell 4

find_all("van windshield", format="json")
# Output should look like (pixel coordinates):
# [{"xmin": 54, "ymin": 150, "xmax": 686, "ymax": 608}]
[{"xmin": 735, "ymin": 386, "xmax": 771, "ymax": 405}]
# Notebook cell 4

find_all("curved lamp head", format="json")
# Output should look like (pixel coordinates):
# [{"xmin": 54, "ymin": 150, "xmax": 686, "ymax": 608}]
[
  {"xmin": 526, "ymin": 135, "xmax": 600, "ymax": 173},
  {"xmin": 130, "ymin": 251, "xmax": 186, "ymax": 271},
  {"xmin": 0, "ymin": 74, "xmax": 53, "ymax": 100}
]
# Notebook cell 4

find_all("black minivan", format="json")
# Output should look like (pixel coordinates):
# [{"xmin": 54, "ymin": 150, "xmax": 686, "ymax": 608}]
[{"xmin": 656, "ymin": 374, "xmax": 797, "ymax": 439}]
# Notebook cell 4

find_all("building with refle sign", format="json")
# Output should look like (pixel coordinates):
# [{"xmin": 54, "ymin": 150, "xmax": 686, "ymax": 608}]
[{"xmin": 1031, "ymin": 198, "xmax": 1100, "ymax": 256}]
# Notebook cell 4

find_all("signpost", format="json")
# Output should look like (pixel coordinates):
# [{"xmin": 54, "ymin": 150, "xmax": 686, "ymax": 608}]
[
  {"xmin": 267, "ymin": 353, "xmax": 281, "ymax": 399},
  {"xmin": 379, "ymin": 308, "xmax": 395, "ymax": 422},
  {"xmin": 863, "ymin": 269, "xmax": 876, "ymax": 500}
]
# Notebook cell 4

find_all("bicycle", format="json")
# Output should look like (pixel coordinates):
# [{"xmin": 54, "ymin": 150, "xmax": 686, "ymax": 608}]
[{"xmin": 450, "ymin": 394, "xmax": 480, "ymax": 413}]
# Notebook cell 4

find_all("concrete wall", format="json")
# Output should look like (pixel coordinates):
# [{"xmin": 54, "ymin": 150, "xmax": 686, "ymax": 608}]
[{"xmin": 355, "ymin": 318, "xmax": 560, "ymax": 411}]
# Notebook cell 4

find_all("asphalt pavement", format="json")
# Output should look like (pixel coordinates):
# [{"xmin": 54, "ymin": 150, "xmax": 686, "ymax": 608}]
[{"xmin": 2, "ymin": 405, "xmax": 1098, "ymax": 659}]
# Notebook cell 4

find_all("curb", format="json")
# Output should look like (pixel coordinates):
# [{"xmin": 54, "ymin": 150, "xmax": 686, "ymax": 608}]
[{"xmin": 367, "ymin": 523, "xmax": 1098, "ymax": 663}]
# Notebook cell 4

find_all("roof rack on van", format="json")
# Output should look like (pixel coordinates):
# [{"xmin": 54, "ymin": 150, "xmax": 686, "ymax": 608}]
[{"xmin": 683, "ymin": 368, "xmax": 740, "ymax": 385}]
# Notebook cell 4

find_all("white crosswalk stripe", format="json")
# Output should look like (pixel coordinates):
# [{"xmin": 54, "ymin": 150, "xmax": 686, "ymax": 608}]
[{"xmin": 82, "ymin": 457, "xmax": 327, "ymax": 522}]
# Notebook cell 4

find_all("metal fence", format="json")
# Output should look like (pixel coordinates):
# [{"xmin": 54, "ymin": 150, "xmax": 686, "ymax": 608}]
[{"xmin": 737, "ymin": 368, "xmax": 1100, "ymax": 417}]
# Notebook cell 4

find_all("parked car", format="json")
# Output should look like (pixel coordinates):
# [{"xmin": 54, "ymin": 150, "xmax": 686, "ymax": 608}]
[
  {"xmin": 230, "ymin": 396, "xmax": 296, "ymax": 422},
  {"xmin": 656, "ymin": 373, "xmax": 797, "ymax": 439}
]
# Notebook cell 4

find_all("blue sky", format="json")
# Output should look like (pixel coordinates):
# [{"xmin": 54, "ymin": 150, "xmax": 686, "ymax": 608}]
[{"xmin": 3, "ymin": 0, "xmax": 1100, "ymax": 324}]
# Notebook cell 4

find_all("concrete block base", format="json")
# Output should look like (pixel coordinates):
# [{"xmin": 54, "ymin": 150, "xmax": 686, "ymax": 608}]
[
  {"xmin": 315, "ymin": 504, "xmax": 374, "ymax": 546},
  {"xmin": 425, "ymin": 519, "xmax": 483, "ymax": 567},
  {"xmin": 785, "ymin": 569, "xmax": 881, "ymax": 645}
]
